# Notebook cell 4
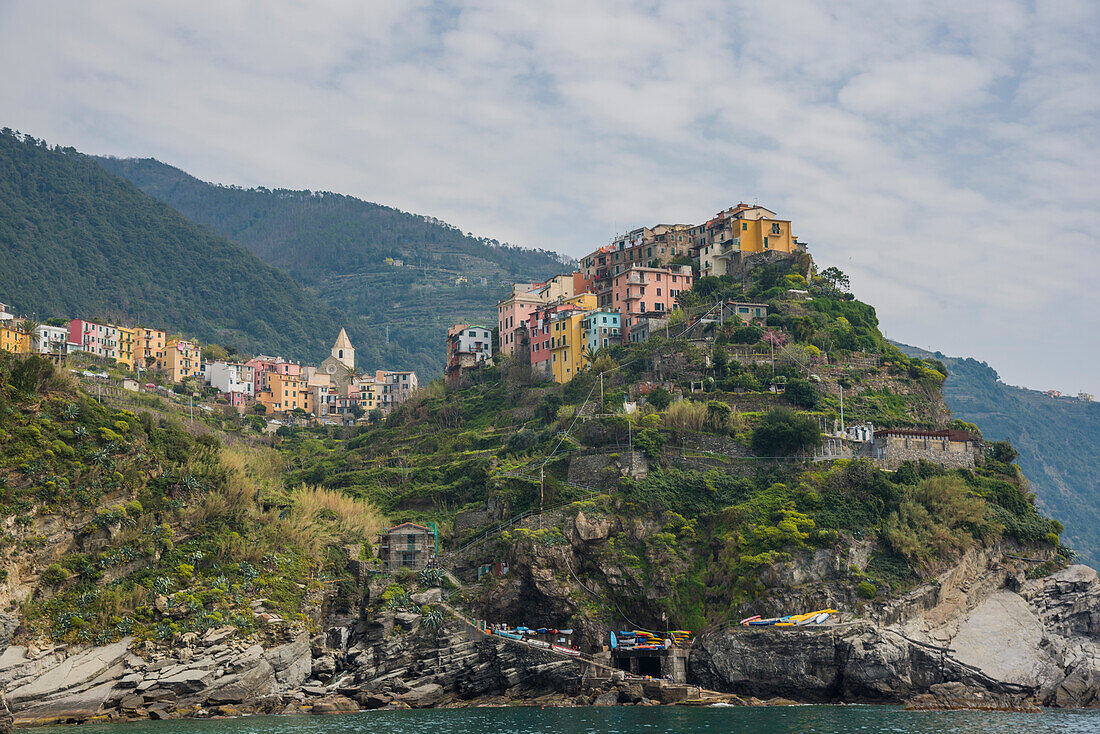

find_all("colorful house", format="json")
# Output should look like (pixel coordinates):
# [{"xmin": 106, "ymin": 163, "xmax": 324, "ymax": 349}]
[
  {"xmin": 134, "ymin": 327, "xmax": 167, "ymax": 368},
  {"xmin": 609, "ymin": 265, "xmax": 693, "ymax": 342},
  {"xmin": 698, "ymin": 204, "xmax": 799, "ymax": 277},
  {"xmin": 258, "ymin": 371, "xmax": 311, "ymax": 414},
  {"xmin": 548, "ymin": 297, "xmax": 599, "ymax": 383},
  {"xmin": 116, "ymin": 326, "xmax": 135, "ymax": 369},
  {"xmin": 158, "ymin": 339, "xmax": 201, "ymax": 383},
  {"xmin": 446, "ymin": 325, "xmax": 493, "ymax": 384},
  {"xmin": 582, "ymin": 310, "xmax": 622, "ymax": 354},
  {"xmin": 68, "ymin": 319, "xmax": 120, "ymax": 361},
  {"xmin": 0, "ymin": 323, "xmax": 30, "ymax": 354}
]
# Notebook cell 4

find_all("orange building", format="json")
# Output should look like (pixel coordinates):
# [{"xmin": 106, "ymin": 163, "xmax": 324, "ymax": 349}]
[
  {"xmin": 134, "ymin": 327, "xmax": 167, "ymax": 368},
  {"xmin": 158, "ymin": 339, "xmax": 201, "ymax": 383},
  {"xmin": 258, "ymin": 371, "xmax": 312, "ymax": 414}
]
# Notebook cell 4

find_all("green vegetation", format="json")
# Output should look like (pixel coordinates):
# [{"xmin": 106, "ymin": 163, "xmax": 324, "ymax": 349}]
[
  {"xmin": 0, "ymin": 130, "xmax": 338, "ymax": 361},
  {"xmin": 97, "ymin": 156, "xmax": 573, "ymax": 378},
  {"xmin": 0, "ymin": 353, "xmax": 382, "ymax": 645}
]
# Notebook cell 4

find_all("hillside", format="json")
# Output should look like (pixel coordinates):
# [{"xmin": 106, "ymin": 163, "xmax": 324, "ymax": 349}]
[
  {"xmin": 96, "ymin": 156, "xmax": 575, "ymax": 377},
  {"xmin": 0, "ymin": 130, "xmax": 338, "ymax": 361},
  {"xmin": 1, "ymin": 256, "xmax": 1089, "ymax": 720},
  {"xmin": 896, "ymin": 342, "xmax": 1100, "ymax": 567}
]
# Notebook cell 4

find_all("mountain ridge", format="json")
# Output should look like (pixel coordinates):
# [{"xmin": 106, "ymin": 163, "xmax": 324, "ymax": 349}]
[
  {"xmin": 95, "ymin": 156, "xmax": 576, "ymax": 379},
  {"xmin": 0, "ymin": 130, "xmax": 338, "ymax": 361}
]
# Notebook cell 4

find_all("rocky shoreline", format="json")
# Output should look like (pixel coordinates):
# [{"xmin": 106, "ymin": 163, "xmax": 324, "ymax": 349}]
[{"xmin": 3, "ymin": 562, "xmax": 1099, "ymax": 726}]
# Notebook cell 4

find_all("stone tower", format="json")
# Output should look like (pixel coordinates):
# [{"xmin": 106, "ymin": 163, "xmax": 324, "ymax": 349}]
[{"xmin": 331, "ymin": 328, "xmax": 354, "ymax": 370}]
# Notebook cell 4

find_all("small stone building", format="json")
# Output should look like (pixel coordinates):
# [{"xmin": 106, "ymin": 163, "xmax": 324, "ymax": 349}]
[
  {"xmin": 377, "ymin": 523, "xmax": 437, "ymax": 572},
  {"xmin": 873, "ymin": 428, "xmax": 979, "ymax": 470}
]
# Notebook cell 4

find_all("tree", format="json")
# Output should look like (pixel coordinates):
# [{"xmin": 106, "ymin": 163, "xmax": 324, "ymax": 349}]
[
  {"xmin": 751, "ymin": 408, "xmax": 821, "ymax": 456},
  {"xmin": 369, "ymin": 408, "xmax": 384, "ymax": 424},
  {"xmin": 817, "ymin": 267, "xmax": 850, "ymax": 296},
  {"xmin": 253, "ymin": 403, "xmax": 267, "ymax": 414},
  {"xmin": 731, "ymin": 325, "xmax": 763, "ymax": 344},
  {"xmin": 534, "ymin": 393, "xmax": 563, "ymax": 425},
  {"xmin": 646, "ymin": 387, "xmax": 672, "ymax": 411},
  {"xmin": 784, "ymin": 378, "xmax": 818, "ymax": 409},
  {"xmin": 704, "ymin": 400, "xmax": 733, "ymax": 434},
  {"xmin": 991, "ymin": 441, "xmax": 1018, "ymax": 464},
  {"xmin": 712, "ymin": 345, "xmax": 729, "ymax": 377}
]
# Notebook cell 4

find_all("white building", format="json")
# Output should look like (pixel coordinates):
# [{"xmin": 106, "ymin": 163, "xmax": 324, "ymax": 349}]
[
  {"xmin": 205, "ymin": 361, "xmax": 255, "ymax": 397},
  {"xmin": 33, "ymin": 325, "xmax": 69, "ymax": 354}
]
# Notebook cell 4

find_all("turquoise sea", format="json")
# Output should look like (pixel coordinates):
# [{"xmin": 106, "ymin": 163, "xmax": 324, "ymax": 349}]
[{"xmin": 48, "ymin": 706, "xmax": 1100, "ymax": 734}]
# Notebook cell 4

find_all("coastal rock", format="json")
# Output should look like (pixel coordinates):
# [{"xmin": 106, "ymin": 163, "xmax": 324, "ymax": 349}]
[
  {"xmin": 399, "ymin": 683, "xmax": 443, "ymax": 708},
  {"xmin": 905, "ymin": 682, "xmax": 1041, "ymax": 712},
  {"xmin": 311, "ymin": 695, "xmax": 359, "ymax": 714},
  {"xmin": 7, "ymin": 637, "xmax": 132, "ymax": 705},
  {"xmin": 0, "ymin": 692, "xmax": 12, "ymax": 734},
  {"xmin": 265, "ymin": 632, "xmax": 312, "ymax": 689},
  {"xmin": 11, "ymin": 680, "xmax": 117, "ymax": 726}
]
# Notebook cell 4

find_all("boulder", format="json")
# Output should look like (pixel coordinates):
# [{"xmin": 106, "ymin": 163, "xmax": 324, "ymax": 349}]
[
  {"xmin": 411, "ymin": 588, "xmax": 443, "ymax": 605},
  {"xmin": 204, "ymin": 659, "xmax": 276, "ymax": 705},
  {"xmin": 265, "ymin": 633, "xmax": 312, "ymax": 689},
  {"xmin": 592, "ymin": 690, "xmax": 619, "ymax": 706},
  {"xmin": 398, "ymin": 683, "xmax": 443, "ymax": 708},
  {"xmin": 358, "ymin": 692, "xmax": 392, "ymax": 710},
  {"xmin": 311, "ymin": 652, "xmax": 337, "ymax": 678},
  {"xmin": 311, "ymin": 695, "xmax": 359, "ymax": 714},
  {"xmin": 156, "ymin": 667, "xmax": 216, "ymax": 694},
  {"xmin": 394, "ymin": 612, "xmax": 421, "ymax": 632}
]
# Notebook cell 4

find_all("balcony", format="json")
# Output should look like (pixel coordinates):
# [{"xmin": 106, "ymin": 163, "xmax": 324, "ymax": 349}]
[{"xmin": 624, "ymin": 289, "xmax": 643, "ymax": 300}]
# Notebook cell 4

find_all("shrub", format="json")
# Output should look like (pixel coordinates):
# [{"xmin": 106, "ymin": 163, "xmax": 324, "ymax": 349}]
[
  {"xmin": 634, "ymin": 428, "xmax": 664, "ymax": 459},
  {"xmin": 704, "ymin": 401, "xmax": 733, "ymax": 434},
  {"xmin": 534, "ymin": 394, "xmax": 562, "ymax": 425},
  {"xmin": 646, "ymin": 387, "xmax": 673, "ymax": 411},
  {"xmin": 881, "ymin": 476, "xmax": 1003, "ymax": 570},
  {"xmin": 731, "ymin": 325, "xmax": 764, "ymax": 344},
  {"xmin": 42, "ymin": 563, "xmax": 70, "ymax": 585},
  {"xmin": 856, "ymin": 580, "xmax": 877, "ymax": 599},
  {"xmin": 750, "ymin": 408, "xmax": 821, "ymax": 456},
  {"xmin": 990, "ymin": 441, "xmax": 1018, "ymax": 464}
]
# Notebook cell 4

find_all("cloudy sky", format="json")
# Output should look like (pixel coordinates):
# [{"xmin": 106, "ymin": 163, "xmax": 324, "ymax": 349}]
[{"xmin": 1, "ymin": 1, "xmax": 1097, "ymax": 393}]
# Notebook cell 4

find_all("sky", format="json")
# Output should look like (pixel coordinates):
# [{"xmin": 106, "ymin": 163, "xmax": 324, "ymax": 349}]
[{"xmin": 0, "ymin": 1, "xmax": 1097, "ymax": 394}]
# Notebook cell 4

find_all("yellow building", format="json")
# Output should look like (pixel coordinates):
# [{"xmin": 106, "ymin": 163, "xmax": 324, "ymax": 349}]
[
  {"xmin": 0, "ymin": 324, "xmax": 31, "ymax": 354},
  {"xmin": 735, "ymin": 217, "xmax": 794, "ymax": 254},
  {"xmin": 356, "ymin": 377, "xmax": 380, "ymax": 413},
  {"xmin": 549, "ymin": 312, "xmax": 586, "ymax": 383},
  {"xmin": 158, "ymin": 339, "xmax": 201, "ymax": 383},
  {"xmin": 115, "ymin": 326, "xmax": 135, "ymax": 369},
  {"xmin": 134, "ymin": 327, "xmax": 166, "ymax": 368},
  {"xmin": 258, "ymin": 371, "xmax": 312, "ymax": 414}
]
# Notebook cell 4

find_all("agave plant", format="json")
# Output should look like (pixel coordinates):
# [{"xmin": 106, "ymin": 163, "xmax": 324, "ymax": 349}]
[
  {"xmin": 62, "ymin": 402, "xmax": 80, "ymax": 421},
  {"xmin": 417, "ymin": 567, "xmax": 445, "ymax": 587},
  {"xmin": 422, "ymin": 606, "xmax": 446, "ymax": 632}
]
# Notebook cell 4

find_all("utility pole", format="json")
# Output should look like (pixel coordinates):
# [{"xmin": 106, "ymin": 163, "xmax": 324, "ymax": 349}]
[
  {"xmin": 190, "ymin": 394, "xmax": 194, "ymax": 423},
  {"xmin": 839, "ymin": 385, "xmax": 844, "ymax": 436},
  {"xmin": 600, "ymin": 372, "xmax": 604, "ymax": 409}
]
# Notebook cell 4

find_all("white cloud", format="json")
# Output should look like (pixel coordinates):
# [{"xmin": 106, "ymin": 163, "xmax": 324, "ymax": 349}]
[{"xmin": 0, "ymin": 0, "xmax": 1097, "ymax": 394}]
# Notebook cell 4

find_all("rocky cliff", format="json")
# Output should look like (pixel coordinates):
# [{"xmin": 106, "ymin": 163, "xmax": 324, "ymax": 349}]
[{"xmin": 691, "ymin": 561, "xmax": 1100, "ymax": 709}]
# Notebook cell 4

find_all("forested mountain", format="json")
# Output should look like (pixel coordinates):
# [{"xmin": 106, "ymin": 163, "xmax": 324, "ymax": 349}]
[
  {"xmin": 97, "ymin": 157, "xmax": 575, "ymax": 377},
  {"xmin": 0, "ymin": 130, "xmax": 338, "ymax": 360},
  {"xmin": 897, "ymin": 343, "xmax": 1100, "ymax": 566}
]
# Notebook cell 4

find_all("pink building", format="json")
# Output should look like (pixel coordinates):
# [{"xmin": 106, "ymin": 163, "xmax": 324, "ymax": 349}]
[
  {"xmin": 609, "ymin": 265, "xmax": 693, "ymax": 340},
  {"xmin": 245, "ymin": 355, "xmax": 301, "ymax": 397},
  {"xmin": 68, "ymin": 319, "xmax": 119, "ymax": 360},
  {"xmin": 497, "ymin": 285, "xmax": 545, "ymax": 357}
]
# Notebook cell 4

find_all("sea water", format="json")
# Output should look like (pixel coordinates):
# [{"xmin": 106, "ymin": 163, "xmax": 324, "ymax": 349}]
[{"xmin": 46, "ymin": 706, "xmax": 1100, "ymax": 734}]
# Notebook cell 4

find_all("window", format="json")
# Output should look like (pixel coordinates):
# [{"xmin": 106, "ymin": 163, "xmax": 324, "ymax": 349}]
[
  {"xmin": 656, "ymin": 288, "xmax": 662, "ymax": 296},
  {"xmin": 772, "ymin": 223, "xmax": 781, "ymax": 235},
  {"xmin": 764, "ymin": 237, "xmax": 769, "ymax": 248},
  {"xmin": 742, "ymin": 222, "xmax": 747, "ymax": 231}
]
